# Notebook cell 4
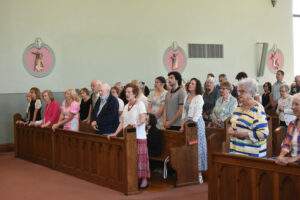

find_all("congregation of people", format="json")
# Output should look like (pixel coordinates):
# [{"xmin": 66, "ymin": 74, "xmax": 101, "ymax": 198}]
[{"xmin": 16, "ymin": 70, "xmax": 300, "ymax": 188}]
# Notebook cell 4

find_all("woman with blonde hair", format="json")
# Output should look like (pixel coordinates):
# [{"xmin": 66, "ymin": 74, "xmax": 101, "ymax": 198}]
[
  {"xmin": 40, "ymin": 90, "xmax": 61, "ymax": 128},
  {"xmin": 52, "ymin": 89, "xmax": 80, "ymax": 131}
]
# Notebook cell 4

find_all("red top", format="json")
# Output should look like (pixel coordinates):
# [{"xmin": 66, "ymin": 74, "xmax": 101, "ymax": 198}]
[{"xmin": 43, "ymin": 100, "xmax": 61, "ymax": 125}]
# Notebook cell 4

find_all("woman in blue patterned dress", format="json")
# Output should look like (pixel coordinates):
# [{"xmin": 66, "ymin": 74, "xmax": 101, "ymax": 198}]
[{"xmin": 180, "ymin": 78, "xmax": 207, "ymax": 183}]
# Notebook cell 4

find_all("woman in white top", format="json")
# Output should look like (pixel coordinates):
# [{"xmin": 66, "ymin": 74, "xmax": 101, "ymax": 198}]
[
  {"xmin": 180, "ymin": 78, "xmax": 207, "ymax": 183},
  {"xmin": 110, "ymin": 83, "xmax": 150, "ymax": 189},
  {"xmin": 276, "ymin": 84, "xmax": 293, "ymax": 126},
  {"xmin": 148, "ymin": 76, "xmax": 167, "ymax": 129}
]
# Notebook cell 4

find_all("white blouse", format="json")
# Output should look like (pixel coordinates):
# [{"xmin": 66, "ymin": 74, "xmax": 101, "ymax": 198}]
[
  {"xmin": 122, "ymin": 101, "xmax": 147, "ymax": 139},
  {"xmin": 182, "ymin": 95, "xmax": 204, "ymax": 123}
]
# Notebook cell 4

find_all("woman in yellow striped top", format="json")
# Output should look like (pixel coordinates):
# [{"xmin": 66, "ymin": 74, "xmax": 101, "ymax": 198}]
[{"xmin": 227, "ymin": 78, "xmax": 269, "ymax": 158}]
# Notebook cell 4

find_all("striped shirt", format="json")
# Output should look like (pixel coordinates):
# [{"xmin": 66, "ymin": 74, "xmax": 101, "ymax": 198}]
[
  {"xmin": 229, "ymin": 103, "xmax": 269, "ymax": 158},
  {"xmin": 281, "ymin": 119, "xmax": 300, "ymax": 157}
]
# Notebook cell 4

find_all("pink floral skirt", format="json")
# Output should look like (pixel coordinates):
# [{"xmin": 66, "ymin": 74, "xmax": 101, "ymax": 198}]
[{"xmin": 137, "ymin": 139, "xmax": 150, "ymax": 179}]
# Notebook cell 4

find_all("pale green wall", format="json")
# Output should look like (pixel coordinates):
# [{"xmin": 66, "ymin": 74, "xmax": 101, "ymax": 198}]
[
  {"xmin": 0, "ymin": 0, "xmax": 294, "ymax": 93},
  {"xmin": 0, "ymin": 0, "xmax": 294, "ymax": 144}
]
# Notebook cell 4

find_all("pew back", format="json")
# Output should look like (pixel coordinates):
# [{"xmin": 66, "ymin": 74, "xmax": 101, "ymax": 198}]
[
  {"xmin": 149, "ymin": 122, "xmax": 198, "ymax": 186},
  {"xmin": 14, "ymin": 114, "xmax": 138, "ymax": 195},
  {"xmin": 209, "ymin": 153, "xmax": 300, "ymax": 200}
]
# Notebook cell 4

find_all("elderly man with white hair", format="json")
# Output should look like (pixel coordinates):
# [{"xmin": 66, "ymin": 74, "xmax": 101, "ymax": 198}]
[
  {"xmin": 203, "ymin": 77, "xmax": 219, "ymax": 123},
  {"xmin": 84, "ymin": 80, "xmax": 102, "ymax": 123},
  {"xmin": 90, "ymin": 80, "xmax": 102, "ymax": 108},
  {"xmin": 290, "ymin": 75, "xmax": 300, "ymax": 95},
  {"xmin": 228, "ymin": 78, "xmax": 269, "ymax": 158},
  {"xmin": 91, "ymin": 83, "xmax": 119, "ymax": 135}
]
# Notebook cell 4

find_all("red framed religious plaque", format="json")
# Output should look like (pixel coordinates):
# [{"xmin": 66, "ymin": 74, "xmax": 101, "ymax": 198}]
[
  {"xmin": 163, "ymin": 42, "xmax": 187, "ymax": 72},
  {"xmin": 267, "ymin": 45, "xmax": 284, "ymax": 73},
  {"xmin": 23, "ymin": 38, "xmax": 55, "ymax": 78}
]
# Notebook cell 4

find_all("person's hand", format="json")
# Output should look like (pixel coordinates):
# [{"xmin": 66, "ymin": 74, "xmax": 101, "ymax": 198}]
[
  {"xmin": 107, "ymin": 133, "xmax": 117, "ymax": 140},
  {"xmin": 179, "ymin": 126, "xmax": 184, "ymax": 132},
  {"xmin": 227, "ymin": 127, "xmax": 236, "ymax": 137},
  {"xmin": 285, "ymin": 157, "xmax": 299, "ymax": 164},
  {"xmin": 83, "ymin": 119, "xmax": 90, "ymax": 124},
  {"xmin": 275, "ymin": 156, "xmax": 289, "ymax": 165},
  {"xmin": 164, "ymin": 121, "xmax": 171, "ymax": 129},
  {"xmin": 40, "ymin": 124, "xmax": 48, "ymax": 128},
  {"xmin": 28, "ymin": 122, "xmax": 35, "ymax": 126},
  {"xmin": 16, "ymin": 120, "xmax": 24, "ymax": 125},
  {"xmin": 52, "ymin": 124, "xmax": 59, "ymax": 132},
  {"xmin": 91, "ymin": 121, "xmax": 97, "ymax": 130}
]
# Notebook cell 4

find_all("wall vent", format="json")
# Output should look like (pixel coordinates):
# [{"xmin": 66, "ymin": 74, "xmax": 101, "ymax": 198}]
[{"xmin": 188, "ymin": 44, "xmax": 223, "ymax": 58}]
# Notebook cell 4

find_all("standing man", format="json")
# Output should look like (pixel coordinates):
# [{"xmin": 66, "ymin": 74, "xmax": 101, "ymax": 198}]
[
  {"xmin": 163, "ymin": 71, "xmax": 186, "ymax": 131},
  {"xmin": 91, "ymin": 83, "xmax": 119, "ymax": 134},
  {"xmin": 86, "ymin": 80, "xmax": 102, "ymax": 123},
  {"xmin": 272, "ymin": 70, "xmax": 285, "ymax": 108}
]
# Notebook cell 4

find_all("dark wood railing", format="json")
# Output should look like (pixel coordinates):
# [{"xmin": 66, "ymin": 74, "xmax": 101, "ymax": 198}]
[
  {"xmin": 209, "ymin": 153, "xmax": 300, "ymax": 200},
  {"xmin": 13, "ymin": 113, "xmax": 138, "ymax": 195}
]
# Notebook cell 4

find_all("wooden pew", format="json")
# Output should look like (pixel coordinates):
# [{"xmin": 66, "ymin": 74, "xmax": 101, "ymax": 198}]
[
  {"xmin": 272, "ymin": 126, "xmax": 287, "ymax": 156},
  {"xmin": 14, "ymin": 113, "xmax": 138, "ymax": 195},
  {"xmin": 209, "ymin": 153, "xmax": 300, "ymax": 200},
  {"xmin": 13, "ymin": 113, "xmax": 22, "ymax": 157},
  {"xmin": 150, "ymin": 121, "xmax": 199, "ymax": 186},
  {"xmin": 205, "ymin": 127, "xmax": 227, "ymax": 181},
  {"xmin": 79, "ymin": 121, "xmax": 96, "ymax": 133}
]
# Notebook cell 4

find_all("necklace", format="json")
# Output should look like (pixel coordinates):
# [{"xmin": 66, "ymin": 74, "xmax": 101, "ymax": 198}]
[{"xmin": 127, "ymin": 100, "xmax": 136, "ymax": 111}]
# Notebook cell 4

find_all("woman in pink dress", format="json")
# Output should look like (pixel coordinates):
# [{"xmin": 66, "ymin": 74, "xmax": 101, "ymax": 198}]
[
  {"xmin": 40, "ymin": 90, "xmax": 61, "ymax": 128},
  {"xmin": 52, "ymin": 89, "xmax": 80, "ymax": 131}
]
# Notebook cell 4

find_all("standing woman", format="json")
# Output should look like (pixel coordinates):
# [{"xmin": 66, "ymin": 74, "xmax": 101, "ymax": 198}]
[
  {"xmin": 148, "ymin": 76, "xmax": 167, "ymax": 129},
  {"xmin": 228, "ymin": 78, "xmax": 269, "ymax": 158},
  {"xmin": 52, "ymin": 89, "xmax": 80, "ymax": 131},
  {"xmin": 40, "ymin": 90, "xmax": 61, "ymax": 128},
  {"xmin": 210, "ymin": 81, "xmax": 237, "ymax": 128},
  {"xmin": 28, "ymin": 87, "xmax": 42, "ymax": 126},
  {"xmin": 111, "ymin": 86, "xmax": 125, "ymax": 115},
  {"xmin": 276, "ymin": 84, "xmax": 293, "ymax": 127},
  {"xmin": 262, "ymin": 82, "xmax": 273, "ymax": 114},
  {"xmin": 79, "ymin": 88, "xmax": 92, "ymax": 122},
  {"xmin": 110, "ymin": 83, "xmax": 150, "ymax": 188},
  {"xmin": 180, "ymin": 78, "xmax": 207, "ymax": 183}
]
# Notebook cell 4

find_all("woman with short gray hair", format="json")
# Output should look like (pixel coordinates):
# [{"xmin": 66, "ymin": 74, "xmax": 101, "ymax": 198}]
[
  {"xmin": 228, "ymin": 78, "xmax": 269, "ymax": 158},
  {"xmin": 237, "ymin": 78, "xmax": 258, "ymax": 98}
]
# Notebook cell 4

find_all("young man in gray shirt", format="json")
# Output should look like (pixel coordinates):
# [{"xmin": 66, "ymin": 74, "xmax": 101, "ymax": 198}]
[{"xmin": 163, "ymin": 71, "xmax": 186, "ymax": 131}]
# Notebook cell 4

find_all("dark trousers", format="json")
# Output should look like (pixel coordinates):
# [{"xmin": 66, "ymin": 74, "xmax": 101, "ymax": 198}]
[
  {"xmin": 280, "ymin": 120, "xmax": 287, "ymax": 127},
  {"xmin": 167, "ymin": 126, "xmax": 181, "ymax": 131}
]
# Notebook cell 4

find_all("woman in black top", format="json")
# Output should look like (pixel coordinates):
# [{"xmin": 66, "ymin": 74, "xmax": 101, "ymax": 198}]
[
  {"xmin": 28, "ymin": 87, "xmax": 43, "ymax": 126},
  {"xmin": 79, "ymin": 88, "xmax": 92, "ymax": 121},
  {"xmin": 262, "ymin": 82, "xmax": 272, "ymax": 113}
]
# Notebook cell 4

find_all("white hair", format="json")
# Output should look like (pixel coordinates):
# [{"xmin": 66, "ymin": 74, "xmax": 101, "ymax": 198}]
[
  {"xmin": 91, "ymin": 80, "xmax": 102, "ymax": 86},
  {"xmin": 96, "ymin": 80, "xmax": 102, "ymax": 86},
  {"xmin": 237, "ymin": 78, "xmax": 258, "ymax": 97},
  {"xmin": 101, "ymin": 83, "xmax": 111, "ymax": 91}
]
